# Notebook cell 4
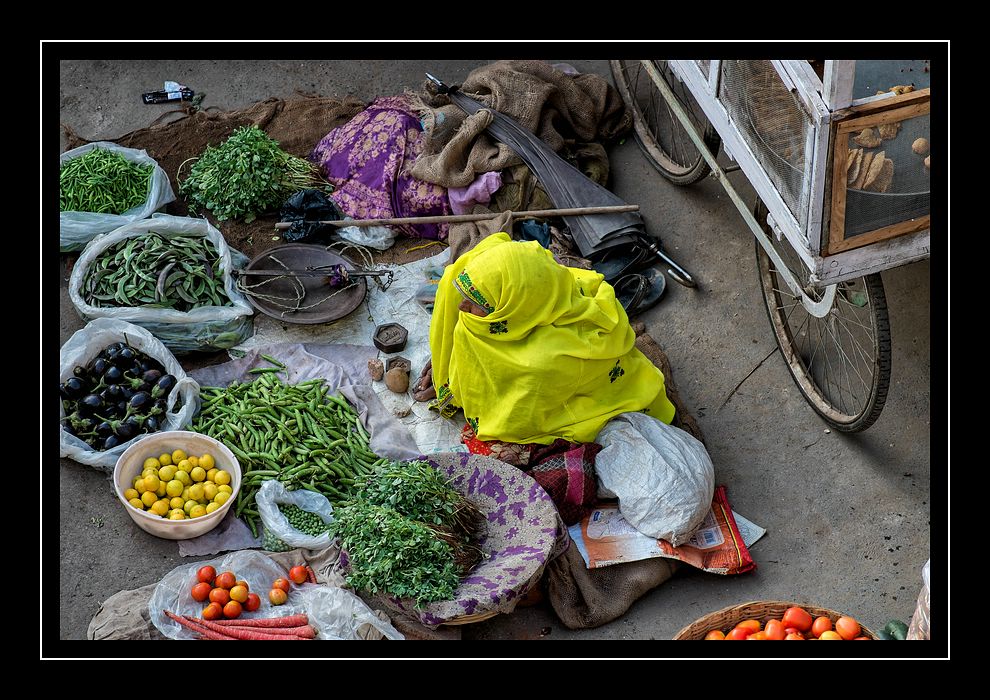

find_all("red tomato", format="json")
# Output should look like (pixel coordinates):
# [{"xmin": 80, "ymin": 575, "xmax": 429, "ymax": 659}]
[
  {"xmin": 209, "ymin": 587, "xmax": 230, "ymax": 606},
  {"xmin": 784, "ymin": 627, "xmax": 801, "ymax": 636},
  {"xmin": 736, "ymin": 619, "xmax": 761, "ymax": 633},
  {"xmin": 835, "ymin": 616, "xmax": 861, "ymax": 640},
  {"xmin": 784, "ymin": 632, "xmax": 805, "ymax": 640},
  {"xmin": 747, "ymin": 631, "xmax": 768, "ymax": 640},
  {"xmin": 272, "ymin": 577, "xmax": 292, "ymax": 593},
  {"xmin": 853, "ymin": 636, "xmax": 871, "ymax": 640},
  {"xmin": 704, "ymin": 630, "xmax": 726, "ymax": 640},
  {"xmin": 289, "ymin": 566, "xmax": 309, "ymax": 585},
  {"xmin": 214, "ymin": 571, "xmax": 237, "ymax": 590},
  {"xmin": 811, "ymin": 616, "xmax": 833, "ymax": 638},
  {"xmin": 781, "ymin": 606, "xmax": 813, "ymax": 633},
  {"xmin": 819, "ymin": 630, "xmax": 843, "ymax": 640},
  {"xmin": 190, "ymin": 581, "xmax": 212, "ymax": 602},
  {"xmin": 764, "ymin": 619, "xmax": 786, "ymax": 640},
  {"xmin": 725, "ymin": 627, "xmax": 753, "ymax": 640},
  {"xmin": 223, "ymin": 600, "xmax": 243, "ymax": 619},
  {"xmin": 202, "ymin": 602, "xmax": 224, "ymax": 621},
  {"xmin": 244, "ymin": 592, "xmax": 262, "ymax": 612},
  {"xmin": 229, "ymin": 585, "xmax": 249, "ymax": 603},
  {"xmin": 235, "ymin": 579, "xmax": 249, "ymax": 591},
  {"xmin": 269, "ymin": 588, "xmax": 288, "ymax": 606},
  {"xmin": 196, "ymin": 565, "xmax": 217, "ymax": 585}
]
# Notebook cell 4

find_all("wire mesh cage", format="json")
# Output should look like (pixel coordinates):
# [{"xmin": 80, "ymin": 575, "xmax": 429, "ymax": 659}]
[{"xmin": 718, "ymin": 60, "xmax": 812, "ymax": 234}]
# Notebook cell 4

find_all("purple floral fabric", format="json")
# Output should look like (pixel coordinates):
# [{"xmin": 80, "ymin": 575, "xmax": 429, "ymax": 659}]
[
  {"xmin": 310, "ymin": 95, "xmax": 452, "ymax": 240},
  {"xmin": 374, "ymin": 452, "xmax": 568, "ymax": 628}
]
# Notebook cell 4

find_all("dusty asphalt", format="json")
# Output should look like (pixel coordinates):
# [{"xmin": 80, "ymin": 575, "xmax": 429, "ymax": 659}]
[{"xmin": 54, "ymin": 49, "xmax": 937, "ymax": 654}]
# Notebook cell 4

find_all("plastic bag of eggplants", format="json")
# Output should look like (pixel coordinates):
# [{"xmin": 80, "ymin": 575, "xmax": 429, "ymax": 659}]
[{"xmin": 60, "ymin": 340, "xmax": 178, "ymax": 451}]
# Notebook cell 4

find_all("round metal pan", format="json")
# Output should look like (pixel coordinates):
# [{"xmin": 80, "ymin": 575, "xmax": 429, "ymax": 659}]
[{"xmin": 241, "ymin": 244, "xmax": 367, "ymax": 324}]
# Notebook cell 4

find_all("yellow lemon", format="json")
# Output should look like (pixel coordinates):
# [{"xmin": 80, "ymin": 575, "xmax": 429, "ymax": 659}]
[
  {"xmin": 142, "ymin": 474, "xmax": 160, "ymax": 492},
  {"xmin": 202, "ymin": 483, "xmax": 219, "ymax": 501},
  {"xmin": 128, "ymin": 497, "xmax": 145, "ymax": 510},
  {"xmin": 169, "ymin": 496, "xmax": 185, "ymax": 509},
  {"xmin": 158, "ymin": 465, "xmax": 177, "ymax": 482},
  {"xmin": 190, "ymin": 466, "xmax": 207, "ymax": 483},
  {"xmin": 187, "ymin": 456, "xmax": 200, "ymax": 469},
  {"xmin": 134, "ymin": 478, "xmax": 146, "ymax": 494},
  {"xmin": 188, "ymin": 483, "xmax": 205, "ymax": 501},
  {"xmin": 142, "ymin": 467, "xmax": 159, "ymax": 479},
  {"xmin": 143, "ymin": 457, "xmax": 161, "ymax": 471},
  {"xmin": 218, "ymin": 484, "xmax": 233, "ymax": 495},
  {"xmin": 175, "ymin": 470, "xmax": 191, "ymax": 486},
  {"xmin": 132, "ymin": 475, "xmax": 142, "ymax": 488},
  {"xmin": 176, "ymin": 459, "xmax": 191, "ymax": 472},
  {"xmin": 189, "ymin": 504, "xmax": 207, "ymax": 519},
  {"xmin": 123, "ymin": 488, "xmax": 139, "ymax": 501},
  {"xmin": 213, "ymin": 491, "xmax": 230, "ymax": 506},
  {"xmin": 171, "ymin": 449, "xmax": 188, "ymax": 464},
  {"xmin": 183, "ymin": 499, "xmax": 196, "ymax": 514},
  {"xmin": 205, "ymin": 502, "xmax": 220, "ymax": 514},
  {"xmin": 206, "ymin": 468, "xmax": 219, "ymax": 483},
  {"xmin": 156, "ymin": 482, "xmax": 168, "ymax": 497},
  {"xmin": 169, "ymin": 509, "xmax": 186, "ymax": 520},
  {"xmin": 158, "ymin": 453, "xmax": 173, "ymax": 467},
  {"xmin": 166, "ymin": 480, "xmax": 184, "ymax": 498},
  {"xmin": 199, "ymin": 453, "xmax": 216, "ymax": 471},
  {"xmin": 151, "ymin": 500, "xmax": 170, "ymax": 517},
  {"xmin": 213, "ymin": 470, "xmax": 231, "ymax": 486},
  {"xmin": 141, "ymin": 491, "xmax": 158, "ymax": 507}
]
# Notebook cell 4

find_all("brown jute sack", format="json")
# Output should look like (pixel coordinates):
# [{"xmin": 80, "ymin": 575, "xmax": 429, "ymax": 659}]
[{"xmin": 411, "ymin": 60, "xmax": 630, "ymax": 189}]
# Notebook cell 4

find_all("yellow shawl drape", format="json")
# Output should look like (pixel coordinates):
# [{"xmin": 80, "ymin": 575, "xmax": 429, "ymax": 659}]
[{"xmin": 429, "ymin": 233, "xmax": 674, "ymax": 444}]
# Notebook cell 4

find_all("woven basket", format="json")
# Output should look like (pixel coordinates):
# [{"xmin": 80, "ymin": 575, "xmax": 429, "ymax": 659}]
[{"xmin": 673, "ymin": 600, "xmax": 878, "ymax": 640}]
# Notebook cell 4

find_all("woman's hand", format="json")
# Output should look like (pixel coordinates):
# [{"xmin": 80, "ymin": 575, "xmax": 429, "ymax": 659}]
[{"xmin": 412, "ymin": 358, "xmax": 435, "ymax": 402}]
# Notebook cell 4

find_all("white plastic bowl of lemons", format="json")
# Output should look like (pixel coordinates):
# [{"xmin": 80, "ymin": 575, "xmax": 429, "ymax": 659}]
[{"xmin": 114, "ymin": 431, "xmax": 241, "ymax": 540}]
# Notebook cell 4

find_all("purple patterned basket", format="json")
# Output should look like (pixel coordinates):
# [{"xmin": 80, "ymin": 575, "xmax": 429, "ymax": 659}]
[{"xmin": 370, "ymin": 452, "xmax": 568, "ymax": 628}]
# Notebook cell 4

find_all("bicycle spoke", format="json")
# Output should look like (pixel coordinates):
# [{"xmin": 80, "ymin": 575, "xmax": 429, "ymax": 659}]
[
  {"xmin": 824, "ymin": 314, "xmax": 869, "ymax": 399},
  {"xmin": 831, "ymin": 315, "xmax": 872, "ymax": 394},
  {"xmin": 831, "ymin": 311, "xmax": 876, "ymax": 372}
]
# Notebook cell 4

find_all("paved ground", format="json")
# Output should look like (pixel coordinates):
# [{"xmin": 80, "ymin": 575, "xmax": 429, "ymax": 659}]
[{"xmin": 56, "ymin": 56, "xmax": 934, "ymax": 649}]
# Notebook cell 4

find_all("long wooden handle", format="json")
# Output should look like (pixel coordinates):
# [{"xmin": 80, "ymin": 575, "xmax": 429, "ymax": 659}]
[{"xmin": 273, "ymin": 204, "xmax": 640, "ymax": 230}]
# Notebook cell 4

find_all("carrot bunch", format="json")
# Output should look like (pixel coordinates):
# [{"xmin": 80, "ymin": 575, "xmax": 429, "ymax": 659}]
[{"xmin": 165, "ymin": 610, "xmax": 317, "ymax": 640}]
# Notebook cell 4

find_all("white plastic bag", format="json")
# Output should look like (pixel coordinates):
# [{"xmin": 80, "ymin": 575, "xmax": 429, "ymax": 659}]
[
  {"xmin": 595, "ymin": 412, "xmax": 715, "ymax": 546},
  {"xmin": 68, "ymin": 214, "xmax": 254, "ymax": 353},
  {"xmin": 148, "ymin": 549, "xmax": 404, "ymax": 640},
  {"xmin": 337, "ymin": 223, "xmax": 397, "ymax": 250},
  {"xmin": 257, "ymin": 480, "xmax": 335, "ymax": 551},
  {"xmin": 60, "ymin": 141, "xmax": 176, "ymax": 252},
  {"xmin": 908, "ymin": 558, "xmax": 930, "ymax": 640},
  {"xmin": 59, "ymin": 318, "xmax": 200, "ymax": 471}
]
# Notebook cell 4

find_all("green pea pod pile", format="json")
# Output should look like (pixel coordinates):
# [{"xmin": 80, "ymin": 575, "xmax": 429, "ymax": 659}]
[
  {"xmin": 60, "ymin": 148, "xmax": 154, "ymax": 215},
  {"xmin": 82, "ymin": 231, "xmax": 233, "ymax": 311},
  {"xmin": 190, "ymin": 360, "xmax": 386, "ymax": 537}
]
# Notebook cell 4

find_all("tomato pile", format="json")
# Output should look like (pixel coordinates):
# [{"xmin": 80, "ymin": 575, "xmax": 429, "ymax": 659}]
[
  {"xmin": 269, "ymin": 567, "xmax": 309, "ymax": 605},
  {"xmin": 705, "ymin": 606, "xmax": 870, "ymax": 640},
  {"xmin": 191, "ymin": 566, "xmax": 261, "ymax": 620}
]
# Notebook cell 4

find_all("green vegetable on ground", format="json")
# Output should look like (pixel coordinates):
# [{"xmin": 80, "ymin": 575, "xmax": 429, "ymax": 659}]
[
  {"xmin": 82, "ymin": 230, "xmax": 233, "ymax": 311},
  {"xmin": 60, "ymin": 148, "xmax": 154, "ymax": 215},
  {"xmin": 883, "ymin": 619, "xmax": 908, "ymax": 640},
  {"xmin": 328, "ymin": 501, "xmax": 462, "ymax": 607},
  {"xmin": 179, "ymin": 125, "xmax": 329, "ymax": 223}
]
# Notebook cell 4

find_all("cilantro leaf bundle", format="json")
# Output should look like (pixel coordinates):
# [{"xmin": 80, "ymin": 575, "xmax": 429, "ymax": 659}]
[{"xmin": 179, "ymin": 125, "xmax": 329, "ymax": 223}]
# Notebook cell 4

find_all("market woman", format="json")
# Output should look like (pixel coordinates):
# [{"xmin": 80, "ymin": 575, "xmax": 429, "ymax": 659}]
[{"xmin": 413, "ymin": 232, "xmax": 675, "ymax": 444}]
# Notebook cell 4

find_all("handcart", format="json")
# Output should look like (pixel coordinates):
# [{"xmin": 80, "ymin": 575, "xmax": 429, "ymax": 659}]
[{"xmin": 610, "ymin": 59, "xmax": 931, "ymax": 431}]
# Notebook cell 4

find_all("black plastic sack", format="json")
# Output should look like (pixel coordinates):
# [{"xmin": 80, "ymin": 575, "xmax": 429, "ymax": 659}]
[{"xmin": 279, "ymin": 189, "xmax": 343, "ymax": 243}]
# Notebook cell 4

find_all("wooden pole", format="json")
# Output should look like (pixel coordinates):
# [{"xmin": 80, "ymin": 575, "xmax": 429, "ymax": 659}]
[{"xmin": 273, "ymin": 204, "xmax": 640, "ymax": 230}]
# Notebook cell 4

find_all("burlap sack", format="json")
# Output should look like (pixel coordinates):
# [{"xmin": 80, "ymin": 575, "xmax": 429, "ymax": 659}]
[{"xmin": 412, "ymin": 60, "xmax": 630, "ymax": 189}]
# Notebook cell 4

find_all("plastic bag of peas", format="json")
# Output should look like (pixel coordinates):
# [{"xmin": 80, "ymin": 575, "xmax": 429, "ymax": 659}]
[{"xmin": 257, "ymin": 479, "xmax": 335, "ymax": 551}]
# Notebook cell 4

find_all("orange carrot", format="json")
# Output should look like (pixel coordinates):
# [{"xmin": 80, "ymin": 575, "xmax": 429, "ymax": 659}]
[
  {"xmin": 189, "ymin": 616, "xmax": 309, "ymax": 640},
  {"xmin": 306, "ymin": 565, "xmax": 317, "ymax": 584},
  {"xmin": 210, "ymin": 614, "xmax": 309, "ymax": 628},
  {"xmin": 164, "ymin": 610, "xmax": 236, "ymax": 640},
  {"xmin": 207, "ymin": 624, "xmax": 316, "ymax": 639}
]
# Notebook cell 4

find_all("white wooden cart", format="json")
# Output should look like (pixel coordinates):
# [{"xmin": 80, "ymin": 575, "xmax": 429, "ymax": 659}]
[{"xmin": 610, "ymin": 59, "xmax": 931, "ymax": 432}]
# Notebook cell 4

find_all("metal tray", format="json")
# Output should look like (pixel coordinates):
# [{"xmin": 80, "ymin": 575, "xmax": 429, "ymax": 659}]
[{"xmin": 241, "ymin": 244, "xmax": 366, "ymax": 324}]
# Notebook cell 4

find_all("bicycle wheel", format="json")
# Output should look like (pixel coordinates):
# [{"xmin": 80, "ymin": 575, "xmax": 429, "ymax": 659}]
[
  {"xmin": 754, "ymin": 201, "xmax": 892, "ymax": 432},
  {"xmin": 609, "ymin": 60, "xmax": 721, "ymax": 185}
]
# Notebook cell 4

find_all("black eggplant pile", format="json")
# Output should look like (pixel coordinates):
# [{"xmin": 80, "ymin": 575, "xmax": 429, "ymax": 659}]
[{"xmin": 60, "ymin": 341, "xmax": 177, "ymax": 451}]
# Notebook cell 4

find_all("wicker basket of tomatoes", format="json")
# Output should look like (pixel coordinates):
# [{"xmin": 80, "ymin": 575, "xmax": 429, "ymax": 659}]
[{"xmin": 673, "ymin": 601, "xmax": 878, "ymax": 640}]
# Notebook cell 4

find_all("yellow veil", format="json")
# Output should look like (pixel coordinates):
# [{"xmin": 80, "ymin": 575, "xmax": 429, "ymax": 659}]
[{"xmin": 430, "ymin": 233, "xmax": 674, "ymax": 444}]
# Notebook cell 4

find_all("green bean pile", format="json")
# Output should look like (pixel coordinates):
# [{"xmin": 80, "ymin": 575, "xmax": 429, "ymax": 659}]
[
  {"xmin": 82, "ymin": 231, "xmax": 232, "ymax": 311},
  {"xmin": 262, "ymin": 503, "xmax": 330, "ymax": 552},
  {"xmin": 60, "ymin": 148, "xmax": 154, "ymax": 214},
  {"xmin": 190, "ymin": 360, "xmax": 386, "ymax": 537}
]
